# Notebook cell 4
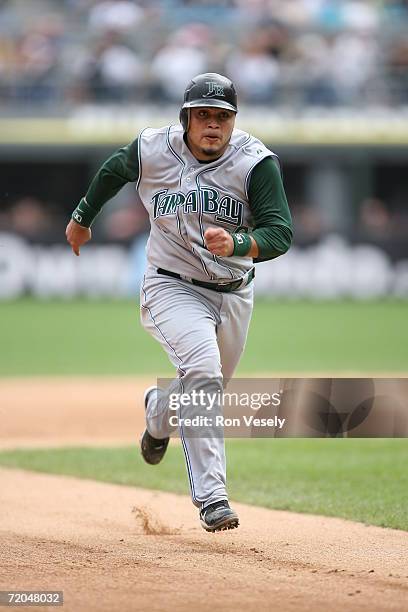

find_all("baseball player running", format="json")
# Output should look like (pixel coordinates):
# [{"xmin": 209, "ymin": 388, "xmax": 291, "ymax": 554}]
[{"xmin": 66, "ymin": 73, "xmax": 292, "ymax": 532}]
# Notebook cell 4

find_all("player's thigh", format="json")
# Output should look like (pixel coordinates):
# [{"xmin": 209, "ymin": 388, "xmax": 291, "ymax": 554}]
[
  {"xmin": 141, "ymin": 275, "xmax": 221, "ymax": 377},
  {"xmin": 217, "ymin": 283, "xmax": 254, "ymax": 381}
]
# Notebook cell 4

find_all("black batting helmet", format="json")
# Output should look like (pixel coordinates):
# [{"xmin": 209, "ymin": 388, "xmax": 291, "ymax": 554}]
[{"xmin": 179, "ymin": 73, "xmax": 238, "ymax": 131}]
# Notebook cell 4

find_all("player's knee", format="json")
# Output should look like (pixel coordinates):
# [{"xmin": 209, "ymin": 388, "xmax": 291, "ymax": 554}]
[{"xmin": 183, "ymin": 356, "xmax": 223, "ymax": 383}]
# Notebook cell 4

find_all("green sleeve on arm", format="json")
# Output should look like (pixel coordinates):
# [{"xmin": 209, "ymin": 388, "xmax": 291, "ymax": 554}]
[
  {"xmin": 71, "ymin": 139, "xmax": 140, "ymax": 228},
  {"xmin": 247, "ymin": 156, "xmax": 293, "ymax": 263}
]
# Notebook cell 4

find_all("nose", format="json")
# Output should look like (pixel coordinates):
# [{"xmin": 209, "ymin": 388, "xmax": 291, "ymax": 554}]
[{"xmin": 207, "ymin": 114, "xmax": 220, "ymax": 129}]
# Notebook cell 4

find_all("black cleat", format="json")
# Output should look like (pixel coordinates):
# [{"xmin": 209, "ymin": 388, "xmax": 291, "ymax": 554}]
[
  {"xmin": 140, "ymin": 429, "xmax": 169, "ymax": 465},
  {"xmin": 199, "ymin": 500, "xmax": 239, "ymax": 532},
  {"xmin": 140, "ymin": 386, "xmax": 169, "ymax": 465}
]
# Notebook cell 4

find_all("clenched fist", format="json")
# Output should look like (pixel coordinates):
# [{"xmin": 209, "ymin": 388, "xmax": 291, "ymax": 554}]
[
  {"xmin": 65, "ymin": 219, "xmax": 92, "ymax": 256},
  {"xmin": 204, "ymin": 227, "xmax": 234, "ymax": 257}
]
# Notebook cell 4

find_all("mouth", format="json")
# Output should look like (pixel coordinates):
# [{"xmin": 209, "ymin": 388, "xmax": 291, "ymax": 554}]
[{"xmin": 203, "ymin": 135, "xmax": 220, "ymax": 143}]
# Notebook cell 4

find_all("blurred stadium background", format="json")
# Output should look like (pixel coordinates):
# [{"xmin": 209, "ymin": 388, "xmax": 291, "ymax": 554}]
[{"xmin": 0, "ymin": 0, "xmax": 408, "ymax": 303}]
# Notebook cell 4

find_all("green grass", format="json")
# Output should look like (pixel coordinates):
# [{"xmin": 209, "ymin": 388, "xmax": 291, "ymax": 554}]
[
  {"xmin": 0, "ymin": 299, "xmax": 407, "ymax": 376},
  {"xmin": 0, "ymin": 439, "xmax": 406, "ymax": 530}
]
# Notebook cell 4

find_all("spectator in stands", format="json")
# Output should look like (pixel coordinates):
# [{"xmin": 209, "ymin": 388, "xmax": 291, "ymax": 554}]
[
  {"xmin": 7, "ymin": 197, "xmax": 55, "ymax": 241},
  {"xmin": 291, "ymin": 201, "xmax": 327, "ymax": 241},
  {"xmin": 329, "ymin": 30, "xmax": 379, "ymax": 105},
  {"xmin": 14, "ymin": 14, "xmax": 64, "ymax": 103},
  {"xmin": 91, "ymin": 32, "xmax": 145, "ymax": 101},
  {"xmin": 341, "ymin": 0, "xmax": 379, "ymax": 31},
  {"xmin": 150, "ymin": 24, "xmax": 210, "ymax": 102},
  {"xmin": 386, "ymin": 37, "xmax": 408, "ymax": 104},
  {"xmin": 178, "ymin": 0, "xmax": 234, "ymax": 5},
  {"xmin": 286, "ymin": 32, "xmax": 339, "ymax": 106},
  {"xmin": 0, "ymin": 31, "xmax": 16, "ymax": 100},
  {"xmin": 88, "ymin": 0, "xmax": 145, "ymax": 33},
  {"xmin": 66, "ymin": 30, "xmax": 146, "ymax": 102},
  {"xmin": 0, "ymin": 0, "xmax": 406, "ymax": 108},
  {"xmin": 235, "ymin": 0, "xmax": 314, "ymax": 28},
  {"xmin": 358, "ymin": 197, "xmax": 392, "ymax": 238},
  {"xmin": 226, "ymin": 25, "xmax": 286, "ymax": 103}
]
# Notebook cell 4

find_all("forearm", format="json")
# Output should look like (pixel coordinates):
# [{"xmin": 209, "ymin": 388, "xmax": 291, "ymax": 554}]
[
  {"xmin": 72, "ymin": 170, "xmax": 126, "ymax": 227},
  {"xmin": 71, "ymin": 140, "xmax": 140, "ymax": 228},
  {"xmin": 230, "ymin": 225, "xmax": 292, "ymax": 260},
  {"xmin": 251, "ymin": 224, "xmax": 292, "ymax": 259},
  {"xmin": 248, "ymin": 236, "xmax": 259, "ymax": 258},
  {"xmin": 231, "ymin": 233, "xmax": 258, "ymax": 258}
]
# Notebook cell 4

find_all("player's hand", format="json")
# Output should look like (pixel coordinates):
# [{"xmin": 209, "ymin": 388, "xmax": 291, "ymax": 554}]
[
  {"xmin": 65, "ymin": 219, "xmax": 92, "ymax": 256},
  {"xmin": 204, "ymin": 227, "xmax": 234, "ymax": 257}
]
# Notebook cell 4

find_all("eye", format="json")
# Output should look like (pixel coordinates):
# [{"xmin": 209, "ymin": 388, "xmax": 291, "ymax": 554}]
[
  {"xmin": 198, "ymin": 110, "xmax": 208, "ymax": 118},
  {"xmin": 219, "ymin": 111, "xmax": 230, "ymax": 120}
]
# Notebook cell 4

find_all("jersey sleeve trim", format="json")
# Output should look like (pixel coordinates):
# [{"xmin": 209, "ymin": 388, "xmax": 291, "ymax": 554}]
[
  {"xmin": 136, "ymin": 127, "xmax": 148, "ymax": 192},
  {"xmin": 166, "ymin": 125, "xmax": 186, "ymax": 188}
]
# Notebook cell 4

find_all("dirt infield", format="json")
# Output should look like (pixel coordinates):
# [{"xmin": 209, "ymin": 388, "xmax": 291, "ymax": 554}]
[
  {"xmin": 0, "ymin": 377, "xmax": 150, "ymax": 449},
  {"xmin": 0, "ymin": 378, "xmax": 407, "ymax": 611}
]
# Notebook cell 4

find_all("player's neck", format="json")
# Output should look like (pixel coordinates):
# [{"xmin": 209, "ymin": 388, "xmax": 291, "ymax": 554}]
[{"xmin": 184, "ymin": 133, "xmax": 225, "ymax": 164}]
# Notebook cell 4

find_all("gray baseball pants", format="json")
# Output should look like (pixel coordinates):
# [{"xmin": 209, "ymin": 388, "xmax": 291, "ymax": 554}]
[{"xmin": 140, "ymin": 265, "xmax": 254, "ymax": 509}]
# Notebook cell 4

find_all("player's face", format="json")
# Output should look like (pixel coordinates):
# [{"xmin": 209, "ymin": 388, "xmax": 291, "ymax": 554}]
[{"xmin": 187, "ymin": 107, "xmax": 236, "ymax": 161}]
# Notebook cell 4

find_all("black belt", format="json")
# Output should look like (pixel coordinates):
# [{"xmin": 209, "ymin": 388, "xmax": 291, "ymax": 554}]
[{"xmin": 157, "ymin": 267, "xmax": 255, "ymax": 293}]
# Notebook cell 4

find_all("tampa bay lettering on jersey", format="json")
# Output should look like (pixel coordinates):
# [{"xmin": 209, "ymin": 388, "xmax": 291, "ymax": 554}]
[{"xmin": 152, "ymin": 188, "xmax": 244, "ymax": 226}]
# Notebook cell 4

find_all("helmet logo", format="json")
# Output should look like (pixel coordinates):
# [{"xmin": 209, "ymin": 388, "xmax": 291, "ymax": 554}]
[{"xmin": 203, "ymin": 81, "xmax": 225, "ymax": 98}]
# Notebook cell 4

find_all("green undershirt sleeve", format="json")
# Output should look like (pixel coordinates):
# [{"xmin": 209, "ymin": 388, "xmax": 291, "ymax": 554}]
[
  {"xmin": 71, "ymin": 139, "xmax": 140, "ymax": 228},
  {"xmin": 247, "ymin": 156, "xmax": 293, "ymax": 262}
]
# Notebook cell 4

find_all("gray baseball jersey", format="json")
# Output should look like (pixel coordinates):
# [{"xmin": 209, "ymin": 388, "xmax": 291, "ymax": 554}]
[{"xmin": 137, "ymin": 124, "xmax": 275, "ymax": 281}]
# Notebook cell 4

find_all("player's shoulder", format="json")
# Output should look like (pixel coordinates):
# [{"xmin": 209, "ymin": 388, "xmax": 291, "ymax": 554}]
[
  {"xmin": 139, "ymin": 124, "xmax": 178, "ymax": 141},
  {"xmin": 231, "ymin": 129, "xmax": 272, "ymax": 157},
  {"xmin": 139, "ymin": 124, "xmax": 184, "ymax": 152},
  {"xmin": 138, "ymin": 124, "xmax": 184, "ymax": 159},
  {"xmin": 230, "ymin": 129, "xmax": 276, "ymax": 161}
]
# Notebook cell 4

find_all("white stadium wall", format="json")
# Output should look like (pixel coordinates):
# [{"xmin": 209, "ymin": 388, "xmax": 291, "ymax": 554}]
[{"xmin": 1, "ymin": 232, "xmax": 407, "ymax": 300}]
